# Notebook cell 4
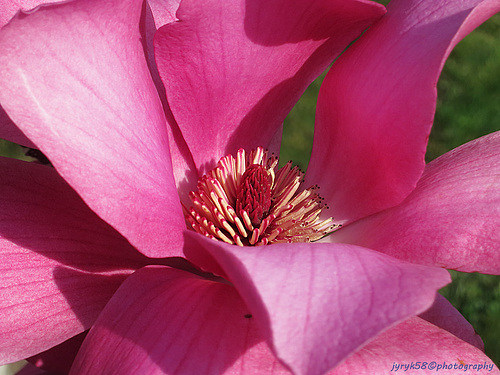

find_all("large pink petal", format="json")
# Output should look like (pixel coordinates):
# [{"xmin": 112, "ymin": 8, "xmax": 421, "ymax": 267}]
[
  {"xmin": 419, "ymin": 294, "xmax": 484, "ymax": 350},
  {"xmin": 71, "ymin": 266, "xmax": 290, "ymax": 375},
  {"xmin": 307, "ymin": 0, "xmax": 500, "ymax": 223},
  {"xmin": 154, "ymin": 0, "xmax": 385, "ymax": 173},
  {"xmin": 185, "ymin": 233, "xmax": 450, "ymax": 375},
  {"xmin": 331, "ymin": 131, "xmax": 500, "ymax": 274},
  {"xmin": 0, "ymin": 0, "xmax": 185, "ymax": 258},
  {"xmin": 332, "ymin": 317, "xmax": 498, "ymax": 375},
  {"xmin": 0, "ymin": 157, "xmax": 148, "ymax": 363}
]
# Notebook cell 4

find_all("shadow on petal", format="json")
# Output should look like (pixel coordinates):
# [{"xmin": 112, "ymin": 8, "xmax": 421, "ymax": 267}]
[
  {"xmin": 71, "ymin": 266, "xmax": 291, "ymax": 374},
  {"xmin": 52, "ymin": 266, "xmax": 133, "ymax": 329}
]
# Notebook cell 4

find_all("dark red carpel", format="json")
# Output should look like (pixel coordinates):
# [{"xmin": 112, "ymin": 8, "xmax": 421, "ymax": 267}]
[{"xmin": 236, "ymin": 164, "xmax": 272, "ymax": 226}]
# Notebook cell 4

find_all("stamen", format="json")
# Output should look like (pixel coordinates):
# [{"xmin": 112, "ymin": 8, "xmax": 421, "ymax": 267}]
[{"xmin": 184, "ymin": 147, "xmax": 339, "ymax": 246}]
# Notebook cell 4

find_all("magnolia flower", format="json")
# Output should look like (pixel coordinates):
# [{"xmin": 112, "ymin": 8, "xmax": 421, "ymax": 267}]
[{"xmin": 0, "ymin": 0, "xmax": 499, "ymax": 374}]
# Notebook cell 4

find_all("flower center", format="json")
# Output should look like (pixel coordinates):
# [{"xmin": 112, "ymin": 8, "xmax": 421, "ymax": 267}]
[{"xmin": 183, "ymin": 147, "xmax": 338, "ymax": 246}]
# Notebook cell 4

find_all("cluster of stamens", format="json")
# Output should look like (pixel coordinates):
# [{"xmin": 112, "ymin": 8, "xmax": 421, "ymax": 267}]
[{"xmin": 183, "ymin": 147, "xmax": 338, "ymax": 246}]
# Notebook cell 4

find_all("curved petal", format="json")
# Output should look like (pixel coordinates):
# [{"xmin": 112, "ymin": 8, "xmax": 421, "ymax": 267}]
[
  {"xmin": 331, "ymin": 317, "xmax": 498, "ymax": 375},
  {"xmin": 185, "ymin": 232, "xmax": 450, "ymax": 375},
  {"xmin": 0, "ymin": 106, "xmax": 35, "ymax": 148},
  {"xmin": 0, "ymin": 0, "xmax": 186, "ymax": 258},
  {"xmin": 307, "ymin": 0, "xmax": 500, "ymax": 224},
  {"xmin": 419, "ymin": 294, "xmax": 483, "ymax": 350},
  {"xmin": 331, "ymin": 131, "xmax": 500, "ymax": 274},
  {"xmin": 70, "ymin": 266, "xmax": 290, "ymax": 375},
  {"xmin": 141, "ymin": 2, "xmax": 198, "ymax": 202},
  {"xmin": 154, "ymin": 0, "xmax": 385, "ymax": 173},
  {"xmin": 0, "ymin": 157, "xmax": 147, "ymax": 363}
]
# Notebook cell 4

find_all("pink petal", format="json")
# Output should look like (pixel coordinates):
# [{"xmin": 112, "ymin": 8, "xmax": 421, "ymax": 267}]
[
  {"xmin": 154, "ymin": 0, "xmax": 385, "ymax": 172},
  {"xmin": 70, "ymin": 266, "xmax": 291, "ymax": 375},
  {"xmin": 331, "ymin": 131, "xmax": 500, "ymax": 274},
  {"xmin": 331, "ymin": 317, "xmax": 498, "ymax": 375},
  {"xmin": 141, "ymin": 2, "xmax": 198, "ymax": 201},
  {"xmin": 0, "ymin": 105, "xmax": 35, "ymax": 148},
  {"xmin": 164, "ymin": 105, "xmax": 200, "ymax": 203},
  {"xmin": 0, "ymin": 157, "xmax": 147, "ymax": 363},
  {"xmin": 307, "ymin": 0, "xmax": 500, "ymax": 224},
  {"xmin": 419, "ymin": 294, "xmax": 484, "ymax": 350},
  {"xmin": 0, "ymin": 0, "xmax": 186, "ymax": 258},
  {"xmin": 0, "ymin": 0, "xmax": 65, "ymax": 28},
  {"xmin": 185, "ymin": 233, "xmax": 450, "ymax": 375}
]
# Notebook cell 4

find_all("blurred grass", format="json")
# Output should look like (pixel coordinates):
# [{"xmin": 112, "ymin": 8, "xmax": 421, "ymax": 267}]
[
  {"xmin": 433, "ymin": 15, "xmax": 500, "ymax": 364},
  {"xmin": 429, "ymin": 14, "xmax": 500, "ymax": 160},
  {"xmin": 282, "ymin": 12, "xmax": 500, "ymax": 365},
  {"xmin": 443, "ymin": 271, "xmax": 500, "ymax": 363},
  {"xmin": 0, "ymin": 6, "xmax": 498, "ymax": 370}
]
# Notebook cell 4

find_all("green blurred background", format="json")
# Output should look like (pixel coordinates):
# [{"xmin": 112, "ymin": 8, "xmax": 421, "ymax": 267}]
[
  {"xmin": 282, "ymin": 11, "xmax": 500, "ymax": 365},
  {"xmin": 0, "ymin": 6, "xmax": 498, "ymax": 370}
]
